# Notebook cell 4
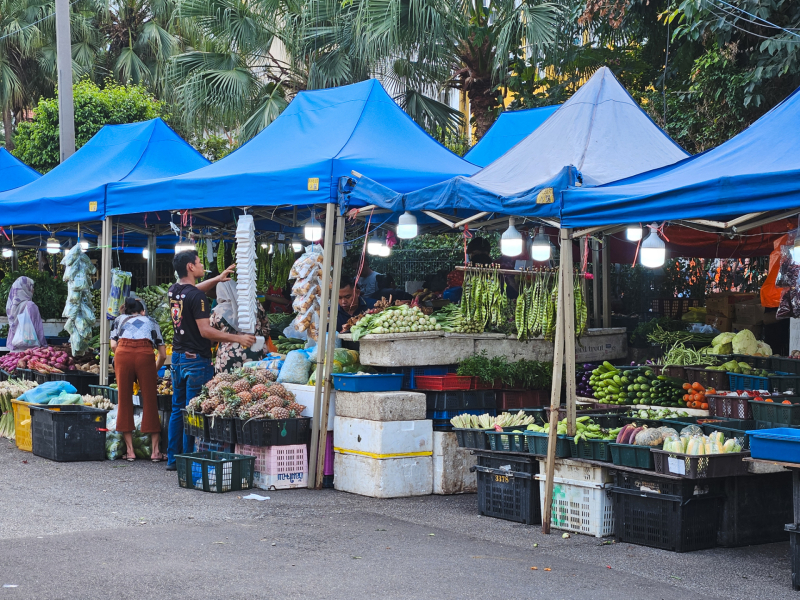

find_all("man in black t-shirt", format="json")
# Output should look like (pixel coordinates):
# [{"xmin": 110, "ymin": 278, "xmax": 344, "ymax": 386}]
[{"xmin": 166, "ymin": 250, "xmax": 256, "ymax": 470}]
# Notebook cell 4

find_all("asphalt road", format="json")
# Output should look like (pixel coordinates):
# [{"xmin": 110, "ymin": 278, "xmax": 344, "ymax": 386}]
[{"xmin": 0, "ymin": 439, "xmax": 794, "ymax": 599}]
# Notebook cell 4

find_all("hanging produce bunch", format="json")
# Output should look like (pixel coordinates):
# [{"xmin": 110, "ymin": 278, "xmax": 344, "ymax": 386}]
[
  {"xmin": 460, "ymin": 266, "xmax": 507, "ymax": 333},
  {"xmin": 62, "ymin": 244, "xmax": 98, "ymax": 355},
  {"xmin": 287, "ymin": 244, "xmax": 323, "ymax": 339},
  {"xmin": 217, "ymin": 239, "xmax": 226, "ymax": 274},
  {"xmin": 574, "ymin": 272, "xmax": 588, "ymax": 338},
  {"xmin": 137, "ymin": 285, "xmax": 169, "ymax": 320},
  {"xmin": 257, "ymin": 243, "xmax": 269, "ymax": 291},
  {"xmin": 269, "ymin": 245, "xmax": 295, "ymax": 289},
  {"xmin": 515, "ymin": 269, "xmax": 557, "ymax": 341}
]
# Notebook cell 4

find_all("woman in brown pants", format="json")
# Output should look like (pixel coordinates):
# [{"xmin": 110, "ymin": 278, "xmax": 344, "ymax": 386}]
[{"xmin": 111, "ymin": 298, "xmax": 167, "ymax": 461}]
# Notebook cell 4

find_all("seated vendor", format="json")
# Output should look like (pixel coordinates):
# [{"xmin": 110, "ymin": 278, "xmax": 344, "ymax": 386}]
[{"xmin": 337, "ymin": 276, "xmax": 376, "ymax": 332}]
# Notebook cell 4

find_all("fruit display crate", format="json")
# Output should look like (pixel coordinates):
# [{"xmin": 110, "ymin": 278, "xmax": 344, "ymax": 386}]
[
  {"xmin": 654, "ymin": 365, "xmax": 687, "ymax": 380},
  {"xmin": 234, "ymin": 417, "xmax": 312, "ymax": 447},
  {"xmin": 749, "ymin": 398, "xmax": 800, "ymax": 426},
  {"xmin": 0, "ymin": 369, "xmax": 10, "ymax": 381},
  {"xmin": 11, "ymin": 400, "xmax": 68, "ymax": 453},
  {"xmin": 580, "ymin": 413, "xmax": 623, "ymax": 429},
  {"xmin": 181, "ymin": 409, "xmax": 209, "ymax": 440},
  {"xmin": 413, "ymin": 374, "xmax": 474, "ymax": 391},
  {"xmin": 425, "ymin": 390, "xmax": 497, "ymax": 412},
  {"xmin": 485, "ymin": 428, "xmax": 527, "ymax": 453},
  {"xmin": 535, "ymin": 474, "xmax": 615, "ymax": 537},
  {"xmin": 651, "ymin": 448, "xmax": 750, "ymax": 479},
  {"xmin": 379, "ymin": 365, "xmax": 457, "ymax": 390},
  {"xmin": 609, "ymin": 443, "xmax": 655, "ymax": 470},
  {"xmin": 473, "ymin": 451, "xmax": 540, "ymax": 525},
  {"xmin": 429, "ymin": 408, "xmax": 495, "ymax": 433},
  {"xmin": 174, "ymin": 451, "xmax": 255, "ymax": 493},
  {"xmin": 29, "ymin": 404, "xmax": 108, "ymax": 462},
  {"xmin": 88, "ymin": 385, "xmax": 118, "ymax": 404},
  {"xmin": 48, "ymin": 370, "xmax": 101, "ymax": 396},
  {"xmin": 235, "ymin": 443, "xmax": 308, "ymax": 490},
  {"xmin": 453, "ymin": 428, "xmax": 490, "ymax": 450},
  {"xmin": 683, "ymin": 367, "xmax": 728, "ymax": 391},
  {"xmin": 699, "ymin": 419, "xmax": 755, "ymax": 450},
  {"xmin": 718, "ymin": 472, "xmax": 792, "ymax": 547},
  {"xmin": 727, "ymin": 371, "xmax": 792, "ymax": 392},
  {"xmin": 705, "ymin": 394, "xmax": 752, "ymax": 420},
  {"xmin": 610, "ymin": 471, "xmax": 724, "ymax": 552},
  {"xmin": 331, "ymin": 373, "xmax": 403, "ymax": 392},
  {"xmin": 567, "ymin": 438, "xmax": 611, "ymax": 462},
  {"xmin": 770, "ymin": 357, "xmax": 800, "ymax": 376},
  {"xmin": 207, "ymin": 416, "xmax": 238, "ymax": 445},
  {"xmin": 525, "ymin": 431, "xmax": 571, "ymax": 457},
  {"xmin": 747, "ymin": 427, "xmax": 800, "ymax": 463}
]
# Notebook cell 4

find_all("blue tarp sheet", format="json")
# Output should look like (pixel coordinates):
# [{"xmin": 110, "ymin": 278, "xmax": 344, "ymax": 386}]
[
  {"xmin": 561, "ymin": 84, "xmax": 800, "ymax": 227},
  {"xmin": 0, "ymin": 119, "xmax": 209, "ymax": 226},
  {"xmin": 342, "ymin": 67, "xmax": 689, "ymax": 218},
  {"xmin": 106, "ymin": 80, "xmax": 477, "ymax": 217},
  {"xmin": 463, "ymin": 105, "xmax": 560, "ymax": 167},
  {"xmin": 0, "ymin": 148, "xmax": 40, "ymax": 192}
]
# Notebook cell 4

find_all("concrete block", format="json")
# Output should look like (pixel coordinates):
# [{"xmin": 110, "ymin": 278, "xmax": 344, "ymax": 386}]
[
  {"xmin": 432, "ymin": 432, "xmax": 476, "ymax": 495},
  {"xmin": 334, "ymin": 453, "xmax": 432, "ymax": 498},
  {"xmin": 336, "ymin": 390, "xmax": 426, "ymax": 421},
  {"xmin": 334, "ymin": 416, "xmax": 432, "ymax": 458}
]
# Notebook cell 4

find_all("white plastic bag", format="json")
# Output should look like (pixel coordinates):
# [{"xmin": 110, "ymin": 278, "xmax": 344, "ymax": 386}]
[{"xmin": 11, "ymin": 308, "xmax": 39, "ymax": 349}]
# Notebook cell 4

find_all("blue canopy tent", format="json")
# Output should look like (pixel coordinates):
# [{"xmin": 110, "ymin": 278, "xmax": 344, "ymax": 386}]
[
  {"xmin": 463, "ymin": 105, "xmax": 560, "ymax": 167},
  {"xmin": 0, "ymin": 148, "xmax": 40, "ymax": 192},
  {"xmin": 105, "ymin": 79, "xmax": 477, "ymax": 217},
  {"xmin": 561, "ymin": 84, "xmax": 800, "ymax": 229},
  {"xmin": 341, "ymin": 67, "xmax": 689, "ymax": 219},
  {"xmin": 0, "ymin": 118, "xmax": 210, "ymax": 227}
]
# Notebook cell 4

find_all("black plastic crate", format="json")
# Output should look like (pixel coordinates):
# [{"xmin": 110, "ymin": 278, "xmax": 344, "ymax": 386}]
[
  {"xmin": 427, "ymin": 408, "xmax": 496, "ymax": 432},
  {"xmin": 322, "ymin": 474, "xmax": 334, "ymax": 489},
  {"xmin": 33, "ymin": 371, "xmax": 49, "ymax": 385},
  {"xmin": 473, "ymin": 452, "xmax": 540, "ymax": 525},
  {"xmin": 208, "ymin": 416, "xmax": 237, "ymax": 444},
  {"xmin": 610, "ymin": 471, "xmax": 724, "ymax": 552},
  {"xmin": 770, "ymin": 357, "xmax": 800, "ymax": 376},
  {"xmin": 235, "ymin": 417, "xmax": 311, "ymax": 446},
  {"xmin": 718, "ymin": 473, "xmax": 792, "ymax": 547},
  {"xmin": 181, "ymin": 409, "xmax": 209, "ymax": 440},
  {"xmin": 49, "ymin": 370, "xmax": 100, "ymax": 396},
  {"xmin": 16, "ymin": 368, "xmax": 33, "ymax": 381},
  {"xmin": 89, "ymin": 384, "xmax": 119, "ymax": 404},
  {"xmin": 174, "ymin": 451, "xmax": 255, "ymax": 493},
  {"xmin": 699, "ymin": 419, "xmax": 755, "ymax": 450},
  {"xmin": 580, "ymin": 413, "xmax": 623, "ymax": 429},
  {"xmin": 453, "ymin": 428, "xmax": 489, "ymax": 450},
  {"xmin": 651, "ymin": 449, "xmax": 750, "ymax": 479},
  {"xmin": 424, "ymin": 390, "xmax": 497, "ymax": 411},
  {"xmin": 158, "ymin": 409, "xmax": 170, "ymax": 454},
  {"xmin": 30, "ymin": 405, "xmax": 108, "ymax": 462},
  {"xmin": 157, "ymin": 394, "xmax": 172, "ymax": 412},
  {"xmin": 0, "ymin": 369, "xmax": 9, "ymax": 381},
  {"xmin": 787, "ymin": 524, "xmax": 800, "ymax": 590}
]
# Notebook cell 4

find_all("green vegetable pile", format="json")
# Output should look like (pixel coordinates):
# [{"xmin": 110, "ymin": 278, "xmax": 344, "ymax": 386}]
[
  {"xmin": 625, "ymin": 407, "xmax": 689, "ymax": 420},
  {"xmin": 450, "ymin": 410, "xmax": 536, "ymax": 429},
  {"xmin": 461, "ymin": 267, "xmax": 507, "ymax": 334},
  {"xmin": 275, "ymin": 336, "xmax": 304, "ymax": 354},
  {"xmin": 525, "ymin": 415, "xmax": 621, "ymax": 443},
  {"xmin": 136, "ymin": 284, "xmax": 169, "ymax": 320},
  {"xmin": 350, "ymin": 305, "xmax": 442, "ymax": 341},
  {"xmin": 0, "ymin": 379, "xmax": 38, "ymax": 439},
  {"xmin": 456, "ymin": 351, "xmax": 552, "ymax": 389},
  {"xmin": 590, "ymin": 362, "xmax": 685, "ymax": 406}
]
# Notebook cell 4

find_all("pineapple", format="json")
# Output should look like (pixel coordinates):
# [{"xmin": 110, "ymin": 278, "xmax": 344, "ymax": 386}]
[
  {"xmin": 250, "ymin": 384, "xmax": 270, "ymax": 399},
  {"xmin": 237, "ymin": 391, "xmax": 254, "ymax": 405},
  {"xmin": 265, "ymin": 395, "xmax": 285, "ymax": 409},
  {"xmin": 266, "ymin": 383, "xmax": 290, "ymax": 400},
  {"xmin": 287, "ymin": 402, "xmax": 305, "ymax": 415},
  {"xmin": 232, "ymin": 378, "xmax": 251, "ymax": 394},
  {"xmin": 254, "ymin": 370, "xmax": 276, "ymax": 385},
  {"xmin": 218, "ymin": 372, "xmax": 237, "ymax": 383},
  {"xmin": 270, "ymin": 406, "xmax": 290, "ymax": 419}
]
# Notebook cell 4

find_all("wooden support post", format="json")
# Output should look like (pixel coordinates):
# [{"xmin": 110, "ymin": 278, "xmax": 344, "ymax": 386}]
[
  {"xmin": 146, "ymin": 234, "xmax": 156, "ymax": 286},
  {"xmin": 602, "ymin": 236, "xmax": 610, "ymax": 329},
  {"xmin": 99, "ymin": 218, "xmax": 112, "ymax": 386},
  {"xmin": 562, "ymin": 229, "xmax": 577, "ymax": 438},
  {"xmin": 316, "ymin": 213, "xmax": 345, "ymax": 488},
  {"xmin": 308, "ymin": 203, "xmax": 336, "ymax": 489},
  {"xmin": 542, "ymin": 247, "xmax": 566, "ymax": 535},
  {"xmin": 592, "ymin": 238, "xmax": 600, "ymax": 328}
]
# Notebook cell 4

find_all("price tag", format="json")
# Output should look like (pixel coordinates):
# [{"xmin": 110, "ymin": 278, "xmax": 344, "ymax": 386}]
[
  {"xmin": 132, "ymin": 395, "xmax": 141, "ymax": 407},
  {"xmin": 668, "ymin": 456, "xmax": 686, "ymax": 475}
]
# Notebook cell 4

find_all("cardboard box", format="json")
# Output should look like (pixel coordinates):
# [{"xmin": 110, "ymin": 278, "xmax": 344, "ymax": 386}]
[
  {"xmin": 706, "ymin": 293, "xmax": 756, "ymax": 319},
  {"xmin": 706, "ymin": 314, "xmax": 732, "ymax": 332},
  {"xmin": 735, "ymin": 301, "xmax": 766, "ymax": 325},
  {"xmin": 732, "ymin": 322, "xmax": 763, "ymax": 338}
]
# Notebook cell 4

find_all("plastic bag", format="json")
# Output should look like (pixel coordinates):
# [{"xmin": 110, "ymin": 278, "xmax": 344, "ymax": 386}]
[
  {"xmin": 106, "ymin": 269, "xmax": 132, "ymax": 320},
  {"xmin": 762, "ymin": 234, "xmax": 789, "ymax": 307},
  {"xmin": 48, "ymin": 392, "xmax": 83, "ymax": 405},
  {"xmin": 11, "ymin": 308, "xmax": 40, "ymax": 349},
  {"xmin": 276, "ymin": 349, "xmax": 313, "ymax": 384},
  {"xmin": 18, "ymin": 381, "xmax": 78, "ymax": 404}
]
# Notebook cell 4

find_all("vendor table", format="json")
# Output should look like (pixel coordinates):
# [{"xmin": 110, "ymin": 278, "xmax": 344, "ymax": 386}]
[{"xmin": 340, "ymin": 327, "xmax": 627, "ymax": 367}]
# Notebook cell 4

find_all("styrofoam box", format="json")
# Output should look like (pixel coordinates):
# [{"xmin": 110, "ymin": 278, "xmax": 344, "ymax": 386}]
[
  {"xmin": 282, "ymin": 383, "xmax": 335, "ymax": 431},
  {"xmin": 254, "ymin": 470, "xmax": 306, "ymax": 490},
  {"xmin": 334, "ymin": 452, "xmax": 432, "ymax": 498},
  {"xmin": 534, "ymin": 475, "xmax": 615, "ymax": 537},
  {"xmin": 334, "ymin": 416, "xmax": 432, "ymax": 458},
  {"xmin": 536, "ymin": 458, "xmax": 613, "ymax": 484}
]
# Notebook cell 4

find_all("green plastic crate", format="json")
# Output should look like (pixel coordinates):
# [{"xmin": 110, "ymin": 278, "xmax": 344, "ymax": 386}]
[
  {"xmin": 524, "ymin": 431, "xmax": 571, "ymax": 457},
  {"xmin": 485, "ymin": 428, "xmax": 527, "ymax": 452},
  {"xmin": 174, "ymin": 451, "xmax": 255, "ymax": 493},
  {"xmin": 568, "ymin": 437, "xmax": 611, "ymax": 461},
  {"xmin": 609, "ymin": 443, "xmax": 654, "ymax": 469},
  {"xmin": 749, "ymin": 399, "xmax": 800, "ymax": 426}
]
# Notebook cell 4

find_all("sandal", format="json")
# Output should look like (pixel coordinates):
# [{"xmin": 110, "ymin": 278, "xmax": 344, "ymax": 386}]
[
  {"xmin": 151, "ymin": 452, "xmax": 167, "ymax": 463},
  {"xmin": 123, "ymin": 453, "xmax": 136, "ymax": 462}
]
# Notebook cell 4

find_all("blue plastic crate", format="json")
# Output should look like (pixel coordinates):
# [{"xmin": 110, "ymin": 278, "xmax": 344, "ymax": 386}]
[
  {"xmin": 332, "ymin": 373, "xmax": 403, "ymax": 392},
  {"xmin": 728, "ymin": 371, "xmax": 790, "ymax": 391},
  {"xmin": 429, "ymin": 408, "xmax": 495, "ymax": 432},
  {"xmin": 747, "ymin": 427, "xmax": 800, "ymax": 464}
]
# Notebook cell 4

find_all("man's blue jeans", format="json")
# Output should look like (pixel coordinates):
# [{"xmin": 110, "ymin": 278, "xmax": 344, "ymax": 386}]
[{"xmin": 168, "ymin": 353, "xmax": 214, "ymax": 466}]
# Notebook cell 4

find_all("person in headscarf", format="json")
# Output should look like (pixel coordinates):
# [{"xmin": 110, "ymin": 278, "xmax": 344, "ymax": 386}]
[
  {"xmin": 208, "ymin": 280, "xmax": 270, "ymax": 374},
  {"xmin": 5, "ymin": 276, "xmax": 46, "ymax": 350}
]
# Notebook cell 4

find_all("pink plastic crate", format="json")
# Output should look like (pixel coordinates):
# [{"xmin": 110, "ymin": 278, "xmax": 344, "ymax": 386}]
[{"xmin": 235, "ymin": 444, "xmax": 308, "ymax": 490}]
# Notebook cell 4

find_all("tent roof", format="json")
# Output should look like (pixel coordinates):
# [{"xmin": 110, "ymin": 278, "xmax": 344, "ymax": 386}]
[
  {"xmin": 463, "ymin": 105, "xmax": 560, "ymax": 167},
  {"xmin": 0, "ymin": 148, "xmax": 40, "ymax": 192},
  {"xmin": 342, "ymin": 67, "xmax": 688, "ymax": 218},
  {"xmin": 0, "ymin": 118, "xmax": 209, "ymax": 226},
  {"xmin": 105, "ymin": 79, "xmax": 478, "ymax": 217},
  {"xmin": 561, "ymin": 84, "xmax": 800, "ymax": 228}
]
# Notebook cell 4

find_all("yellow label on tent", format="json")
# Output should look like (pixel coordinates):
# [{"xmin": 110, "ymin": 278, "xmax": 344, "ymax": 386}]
[
  {"xmin": 89, "ymin": 201, "xmax": 98, "ymax": 212},
  {"xmin": 536, "ymin": 188, "xmax": 554, "ymax": 204},
  {"xmin": 307, "ymin": 178, "xmax": 320, "ymax": 191}
]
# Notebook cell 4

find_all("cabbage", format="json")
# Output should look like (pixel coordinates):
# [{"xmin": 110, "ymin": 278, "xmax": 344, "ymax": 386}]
[
  {"xmin": 732, "ymin": 329, "xmax": 759, "ymax": 355},
  {"xmin": 710, "ymin": 342, "xmax": 733, "ymax": 355},
  {"xmin": 712, "ymin": 332, "xmax": 735, "ymax": 346},
  {"xmin": 756, "ymin": 341, "xmax": 773, "ymax": 356}
]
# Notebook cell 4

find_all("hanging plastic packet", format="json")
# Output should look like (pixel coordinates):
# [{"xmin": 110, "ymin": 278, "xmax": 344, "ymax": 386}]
[{"xmin": 106, "ymin": 268, "xmax": 132, "ymax": 320}]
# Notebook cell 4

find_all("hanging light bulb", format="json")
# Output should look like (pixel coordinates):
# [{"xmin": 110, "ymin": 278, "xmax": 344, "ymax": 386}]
[
  {"xmin": 175, "ymin": 241, "xmax": 196, "ymax": 253},
  {"xmin": 142, "ymin": 247, "xmax": 150, "ymax": 260},
  {"xmin": 79, "ymin": 237, "xmax": 89, "ymax": 251},
  {"xmin": 367, "ymin": 231, "xmax": 385, "ymax": 256},
  {"xmin": 291, "ymin": 235, "xmax": 303, "ymax": 252},
  {"xmin": 626, "ymin": 225, "xmax": 643, "ymax": 242},
  {"xmin": 377, "ymin": 244, "xmax": 391, "ymax": 257},
  {"xmin": 397, "ymin": 211, "xmax": 418, "ymax": 239},
  {"xmin": 268, "ymin": 244, "xmax": 274, "ymax": 255},
  {"xmin": 46, "ymin": 236, "xmax": 61, "ymax": 254},
  {"xmin": 260, "ymin": 242, "xmax": 270, "ymax": 249},
  {"xmin": 530, "ymin": 227, "xmax": 552, "ymax": 262},
  {"xmin": 640, "ymin": 224, "xmax": 666, "ymax": 268},
  {"xmin": 304, "ymin": 211, "xmax": 323, "ymax": 241},
  {"xmin": 2, "ymin": 248, "xmax": 13, "ymax": 258},
  {"xmin": 500, "ymin": 218, "xmax": 523, "ymax": 257}
]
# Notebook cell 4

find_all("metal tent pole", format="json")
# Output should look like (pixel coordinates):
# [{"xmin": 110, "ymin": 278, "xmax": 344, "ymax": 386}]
[
  {"xmin": 316, "ymin": 213, "xmax": 345, "ymax": 488},
  {"xmin": 54, "ymin": 0, "xmax": 74, "ymax": 161},
  {"xmin": 592, "ymin": 238, "xmax": 600, "ymax": 328},
  {"xmin": 308, "ymin": 203, "xmax": 335, "ymax": 489},
  {"xmin": 146, "ymin": 234, "xmax": 156, "ymax": 286},
  {"xmin": 99, "ymin": 218, "xmax": 112, "ymax": 385},
  {"xmin": 602, "ymin": 236, "xmax": 611, "ymax": 328}
]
